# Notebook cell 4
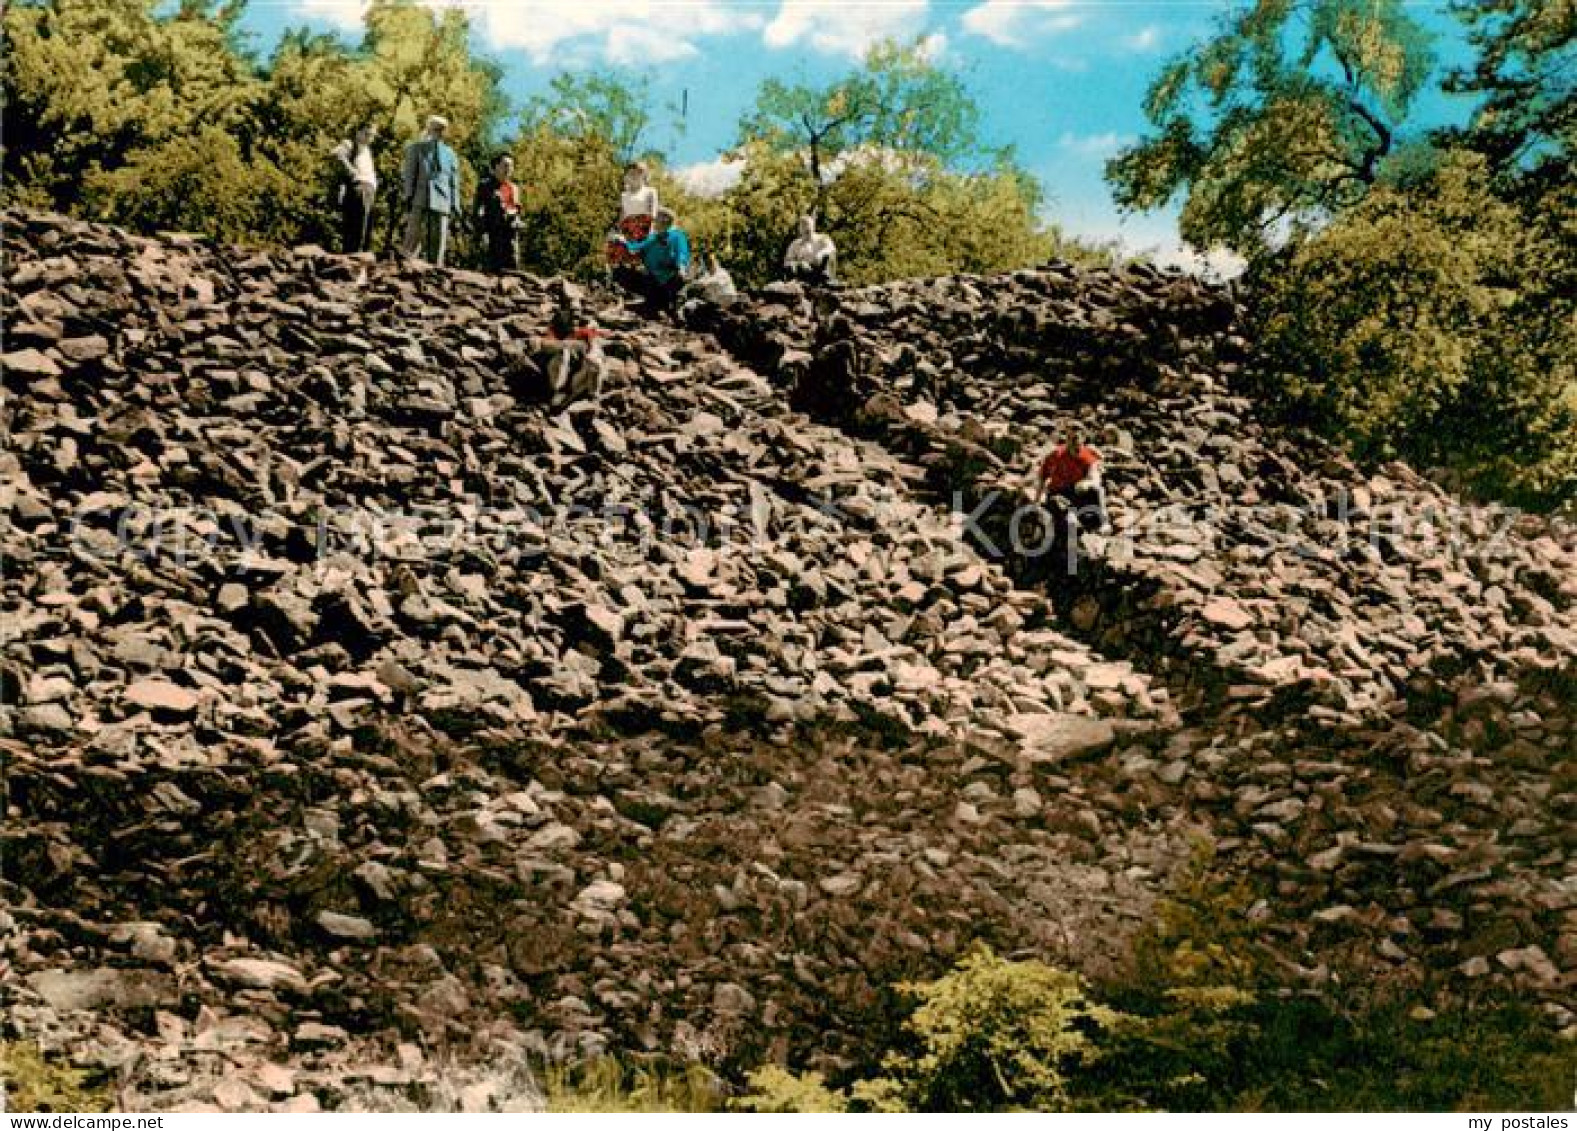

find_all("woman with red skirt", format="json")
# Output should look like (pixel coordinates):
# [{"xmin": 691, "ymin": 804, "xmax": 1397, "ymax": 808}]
[{"xmin": 606, "ymin": 162, "xmax": 658, "ymax": 278}]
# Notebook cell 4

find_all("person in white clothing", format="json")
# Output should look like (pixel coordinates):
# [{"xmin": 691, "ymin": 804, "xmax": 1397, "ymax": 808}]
[
  {"xmin": 783, "ymin": 214, "xmax": 837, "ymax": 285},
  {"xmin": 607, "ymin": 162, "xmax": 659, "ymax": 273},
  {"xmin": 681, "ymin": 253, "xmax": 739, "ymax": 315},
  {"xmin": 331, "ymin": 122, "xmax": 378, "ymax": 253}
]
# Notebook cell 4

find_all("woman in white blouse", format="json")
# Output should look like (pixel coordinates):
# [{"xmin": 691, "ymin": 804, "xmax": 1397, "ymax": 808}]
[
  {"xmin": 331, "ymin": 122, "xmax": 378, "ymax": 254},
  {"xmin": 606, "ymin": 161, "xmax": 658, "ymax": 273}
]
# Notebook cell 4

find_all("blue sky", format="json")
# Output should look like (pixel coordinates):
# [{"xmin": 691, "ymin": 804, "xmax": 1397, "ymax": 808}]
[{"xmin": 237, "ymin": 1, "xmax": 1475, "ymax": 267}]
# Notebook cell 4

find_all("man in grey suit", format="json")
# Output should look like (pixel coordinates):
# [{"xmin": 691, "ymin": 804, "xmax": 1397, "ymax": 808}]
[{"xmin": 400, "ymin": 115, "xmax": 460, "ymax": 266}]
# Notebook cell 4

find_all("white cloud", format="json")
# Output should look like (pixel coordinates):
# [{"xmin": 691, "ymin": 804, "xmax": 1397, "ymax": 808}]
[
  {"xmin": 916, "ymin": 31, "xmax": 949, "ymax": 63},
  {"xmin": 763, "ymin": 0, "xmax": 930, "ymax": 58},
  {"xmin": 824, "ymin": 144, "xmax": 924, "ymax": 181},
  {"xmin": 606, "ymin": 23, "xmax": 698, "ymax": 66},
  {"xmin": 1121, "ymin": 25, "xmax": 1162, "ymax": 52},
  {"xmin": 673, "ymin": 156, "xmax": 746, "ymax": 198},
  {"xmin": 294, "ymin": 0, "xmax": 366, "ymax": 29},
  {"xmin": 961, "ymin": 0, "xmax": 1082, "ymax": 48},
  {"xmin": 287, "ymin": 1, "xmax": 762, "ymax": 65},
  {"xmin": 482, "ymin": 1, "xmax": 762, "ymax": 63},
  {"xmin": 1058, "ymin": 131, "xmax": 1135, "ymax": 158},
  {"xmin": 1056, "ymin": 209, "xmax": 1247, "ymax": 281},
  {"xmin": 1150, "ymin": 243, "xmax": 1246, "ymax": 280}
]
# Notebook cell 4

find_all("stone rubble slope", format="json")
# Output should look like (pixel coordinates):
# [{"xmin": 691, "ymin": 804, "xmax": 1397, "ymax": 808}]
[
  {"xmin": 1, "ymin": 210, "xmax": 1572, "ymax": 1110},
  {"xmin": 706, "ymin": 265, "xmax": 1577, "ymax": 1019},
  {"xmin": 710, "ymin": 268, "xmax": 1575, "ymax": 726}
]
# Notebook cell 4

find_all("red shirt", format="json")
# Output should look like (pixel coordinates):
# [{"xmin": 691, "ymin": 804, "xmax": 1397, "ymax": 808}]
[
  {"xmin": 548, "ymin": 326, "xmax": 603, "ymax": 343},
  {"xmin": 1039, "ymin": 444, "xmax": 1099, "ymax": 494}
]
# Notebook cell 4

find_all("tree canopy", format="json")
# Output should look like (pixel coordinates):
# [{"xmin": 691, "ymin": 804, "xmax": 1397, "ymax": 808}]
[
  {"xmin": 1105, "ymin": 0, "xmax": 1575, "ymax": 508},
  {"xmin": 703, "ymin": 38, "xmax": 1080, "ymax": 286},
  {"xmin": 2, "ymin": 0, "xmax": 506, "ymax": 246},
  {"xmin": 1442, "ymin": 0, "xmax": 1574, "ymax": 199},
  {"xmin": 520, "ymin": 71, "xmax": 653, "ymax": 166},
  {"xmin": 739, "ymin": 39, "xmax": 987, "ymax": 212},
  {"xmin": 1252, "ymin": 150, "xmax": 1575, "ymax": 507},
  {"xmin": 1106, "ymin": 0, "xmax": 1436, "ymax": 256},
  {"xmin": 2, "ymin": 12, "xmax": 1072, "ymax": 284}
]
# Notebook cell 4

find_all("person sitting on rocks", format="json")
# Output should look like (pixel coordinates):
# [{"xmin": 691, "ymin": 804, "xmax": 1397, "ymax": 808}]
[
  {"xmin": 538, "ymin": 302, "xmax": 607, "ymax": 410},
  {"xmin": 782, "ymin": 215, "xmax": 838, "ymax": 285},
  {"xmin": 1037, "ymin": 422, "xmax": 1107, "ymax": 526},
  {"xmin": 616, "ymin": 207, "xmax": 691, "ymax": 316},
  {"xmin": 503, "ymin": 295, "xmax": 606, "ymax": 412},
  {"xmin": 679, "ymin": 253, "xmax": 739, "ymax": 322},
  {"xmin": 1032, "ymin": 422, "xmax": 1108, "ymax": 577},
  {"xmin": 605, "ymin": 162, "xmax": 658, "ymax": 276}
]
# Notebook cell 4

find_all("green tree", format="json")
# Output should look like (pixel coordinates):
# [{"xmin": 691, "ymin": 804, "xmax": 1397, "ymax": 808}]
[
  {"xmin": 509, "ymin": 127, "xmax": 628, "ymax": 278},
  {"xmin": 0, "ymin": 0, "xmax": 506, "ymax": 252},
  {"xmin": 354, "ymin": 0, "xmax": 506, "ymax": 255},
  {"xmin": 502, "ymin": 70, "xmax": 658, "ymax": 277},
  {"xmin": 924, "ymin": 160, "xmax": 1070, "ymax": 276},
  {"xmin": 250, "ymin": 28, "xmax": 376, "ymax": 246},
  {"xmin": 663, "ymin": 142, "xmax": 1071, "ymax": 289},
  {"xmin": 1106, "ymin": 0, "xmax": 1436, "ymax": 257},
  {"xmin": 725, "ymin": 38, "xmax": 1065, "ymax": 285},
  {"xmin": 739, "ymin": 38, "xmax": 984, "ymax": 214},
  {"xmin": 1443, "ymin": 0, "xmax": 1574, "ymax": 196},
  {"xmin": 1251, "ymin": 150, "xmax": 1576, "ymax": 508},
  {"xmin": 521, "ymin": 70, "xmax": 653, "ymax": 166},
  {"xmin": 2, "ymin": 0, "xmax": 260, "ymax": 214},
  {"xmin": 356, "ymin": 0, "xmax": 505, "ymax": 151}
]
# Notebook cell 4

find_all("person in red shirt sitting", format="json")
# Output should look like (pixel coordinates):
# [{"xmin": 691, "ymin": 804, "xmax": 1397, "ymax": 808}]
[
  {"xmin": 528, "ymin": 298, "xmax": 606, "ymax": 411},
  {"xmin": 1033, "ymin": 423, "xmax": 1109, "ymax": 575}
]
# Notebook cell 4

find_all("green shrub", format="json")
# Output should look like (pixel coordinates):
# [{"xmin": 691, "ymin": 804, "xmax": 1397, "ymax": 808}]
[
  {"xmin": 1252, "ymin": 150, "xmax": 1576, "ymax": 510},
  {"xmin": 873, "ymin": 946, "xmax": 1120, "ymax": 1111},
  {"xmin": 544, "ymin": 1058, "xmax": 721, "ymax": 1113},
  {"xmin": 1, "ymin": 1042, "xmax": 110, "ymax": 1113},
  {"xmin": 1130, "ymin": 837, "xmax": 1267, "ymax": 992},
  {"xmin": 734, "ymin": 1066, "xmax": 848, "ymax": 1113},
  {"xmin": 740, "ymin": 946, "xmax": 1123, "ymax": 1112}
]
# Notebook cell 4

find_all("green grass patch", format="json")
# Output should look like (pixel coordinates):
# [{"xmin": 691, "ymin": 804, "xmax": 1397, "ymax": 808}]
[{"xmin": 543, "ymin": 1058, "xmax": 722, "ymax": 1113}]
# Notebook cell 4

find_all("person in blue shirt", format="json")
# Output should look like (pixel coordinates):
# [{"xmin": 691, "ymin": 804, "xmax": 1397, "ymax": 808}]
[
  {"xmin": 399, "ymin": 115, "xmax": 460, "ymax": 266},
  {"xmin": 618, "ymin": 207, "xmax": 691, "ymax": 315}
]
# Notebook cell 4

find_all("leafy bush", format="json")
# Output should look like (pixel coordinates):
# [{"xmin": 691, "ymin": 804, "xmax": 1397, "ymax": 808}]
[
  {"xmin": 1250, "ymin": 149, "xmax": 1576, "ymax": 510},
  {"xmin": 544, "ymin": 1058, "xmax": 721, "ymax": 1113},
  {"xmin": 1, "ymin": 1042, "xmax": 110, "ymax": 1113},
  {"xmin": 734, "ymin": 1066, "xmax": 848, "ymax": 1113},
  {"xmin": 738, "ymin": 946, "xmax": 1121, "ymax": 1112},
  {"xmin": 872, "ymin": 946, "xmax": 1120, "ymax": 1111}
]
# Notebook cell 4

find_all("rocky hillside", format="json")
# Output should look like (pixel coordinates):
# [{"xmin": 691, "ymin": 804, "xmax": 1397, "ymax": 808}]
[{"xmin": 2, "ymin": 211, "xmax": 1572, "ymax": 1111}]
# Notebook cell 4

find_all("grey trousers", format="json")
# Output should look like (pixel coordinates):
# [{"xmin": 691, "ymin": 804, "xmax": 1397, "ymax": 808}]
[{"xmin": 402, "ymin": 207, "xmax": 450, "ymax": 266}]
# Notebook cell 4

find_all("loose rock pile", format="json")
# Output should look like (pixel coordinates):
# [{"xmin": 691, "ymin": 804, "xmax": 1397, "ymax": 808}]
[
  {"xmin": 708, "ymin": 267, "xmax": 1577, "ymax": 1013},
  {"xmin": 2, "ymin": 211, "xmax": 1572, "ymax": 1110}
]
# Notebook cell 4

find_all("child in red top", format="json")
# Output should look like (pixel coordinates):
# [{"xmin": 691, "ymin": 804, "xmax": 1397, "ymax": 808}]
[
  {"xmin": 1040, "ymin": 440, "xmax": 1100, "ymax": 496},
  {"xmin": 1037, "ymin": 423, "xmax": 1108, "ymax": 532},
  {"xmin": 533, "ymin": 302, "xmax": 607, "ymax": 410},
  {"xmin": 1039, "ymin": 422, "xmax": 1100, "ymax": 494}
]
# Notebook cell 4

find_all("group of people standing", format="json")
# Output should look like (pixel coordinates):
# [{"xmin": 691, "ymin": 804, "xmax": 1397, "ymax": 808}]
[
  {"xmin": 328, "ymin": 117, "xmax": 839, "ymax": 314},
  {"xmin": 333, "ymin": 115, "xmax": 462, "ymax": 264}
]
